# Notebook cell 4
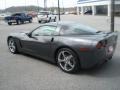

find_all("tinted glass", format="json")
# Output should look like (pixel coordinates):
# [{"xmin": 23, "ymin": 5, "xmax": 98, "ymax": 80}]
[
  {"xmin": 12, "ymin": 13, "xmax": 21, "ymax": 16},
  {"xmin": 32, "ymin": 26, "xmax": 56, "ymax": 36},
  {"xmin": 60, "ymin": 24, "xmax": 97, "ymax": 35},
  {"xmin": 38, "ymin": 12, "xmax": 49, "ymax": 15}
]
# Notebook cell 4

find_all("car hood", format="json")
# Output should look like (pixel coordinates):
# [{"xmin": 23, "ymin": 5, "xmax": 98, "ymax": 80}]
[{"xmin": 9, "ymin": 31, "xmax": 30, "ymax": 37}]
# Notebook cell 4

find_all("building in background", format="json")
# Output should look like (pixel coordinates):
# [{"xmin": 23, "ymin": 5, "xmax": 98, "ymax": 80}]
[{"xmin": 77, "ymin": 0, "xmax": 120, "ymax": 16}]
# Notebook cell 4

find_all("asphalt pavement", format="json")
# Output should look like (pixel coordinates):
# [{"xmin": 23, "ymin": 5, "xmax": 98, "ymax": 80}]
[{"xmin": 0, "ymin": 15, "xmax": 120, "ymax": 90}]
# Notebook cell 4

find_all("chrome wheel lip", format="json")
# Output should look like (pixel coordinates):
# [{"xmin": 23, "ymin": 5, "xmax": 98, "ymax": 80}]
[
  {"xmin": 58, "ymin": 50, "xmax": 75, "ymax": 72},
  {"xmin": 8, "ymin": 39, "xmax": 16, "ymax": 53}
]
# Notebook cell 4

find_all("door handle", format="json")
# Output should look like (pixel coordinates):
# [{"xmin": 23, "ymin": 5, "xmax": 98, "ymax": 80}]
[{"xmin": 51, "ymin": 38, "xmax": 54, "ymax": 42}]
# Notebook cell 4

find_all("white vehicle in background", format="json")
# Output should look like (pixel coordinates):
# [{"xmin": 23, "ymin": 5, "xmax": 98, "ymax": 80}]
[
  {"xmin": 0, "ymin": 13, "xmax": 10, "ymax": 20},
  {"xmin": 37, "ymin": 11, "xmax": 57, "ymax": 23}
]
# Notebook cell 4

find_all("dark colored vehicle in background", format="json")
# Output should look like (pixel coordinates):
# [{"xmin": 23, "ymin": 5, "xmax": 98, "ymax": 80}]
[
  {"xmin": 7, "ymin": 22, "xmax": 118, "ymax": 73},
  {"xmin": 84, "ymin": 10, "xmax": 92, "ymax": 15},
  {"xmin": 5, "ymin": 13, "xmax": 33, "ymax": 25}
]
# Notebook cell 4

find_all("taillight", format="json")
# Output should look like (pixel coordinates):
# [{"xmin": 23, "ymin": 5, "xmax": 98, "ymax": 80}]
[
  {"xmin": 103, "ymin": 40, "xmax": 107, "ymax": 47},
  {"xmin": 96, "ymin": 40, "xmax": 107, "ymax": 49},
  {"xmin": 96, "ymin": 42, "xmax": 103, "ymax": 49}
]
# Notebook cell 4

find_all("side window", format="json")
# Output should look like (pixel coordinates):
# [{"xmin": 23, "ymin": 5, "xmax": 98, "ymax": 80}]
[
  {"xmin": 60, "ymin": 25, "xmax": 69, "ymax": 35},
  {"xmin": 31, "ymin": 26, "xmax": 56, "ymax": 36},
  {"xmin": 21, "ymin": 13, "xmax": 25, "ymax": 17},
  {"xmin": 60, "ymin": 25, "xmax": 96, "ymax": 35}
]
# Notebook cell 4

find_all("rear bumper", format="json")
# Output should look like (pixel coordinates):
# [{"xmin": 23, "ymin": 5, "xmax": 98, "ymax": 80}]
[
  {"xmin": 78, "ymin": 32, "xmax": 118, "ymax": 69},
  {"xmin": 38, "ymin": 18, "xmax": 49, "ymax": 21},
  {"xmin": 7, "ymin": 20, "xmax": 17, "ymax": 23},
  {"xmin": 78, "ymin": 45, "xmax": 116, "ymax": 69}
]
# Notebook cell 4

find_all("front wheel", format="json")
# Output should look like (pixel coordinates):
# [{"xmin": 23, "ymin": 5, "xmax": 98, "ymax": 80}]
[
  {"xmin": 8, "ymin": 22, "xmax": 12, "ymax": 25},
  {"xmin": 8, "ymin": 38, "xmax": 18, "ymax": 54},
  {"xmin": 56, "ymin": 48, "xmax": 80, "ymax": 73}
]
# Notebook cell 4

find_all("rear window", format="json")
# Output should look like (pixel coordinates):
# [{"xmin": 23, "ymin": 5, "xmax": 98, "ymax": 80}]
[
  {"xmin": 60, "ymin": 24, "xmax": 97, "ymax": 35},
  {"xmin": 38, "ymin": 12, "xmax": 50, "ymax": 15},
  {"xmin": 12, "ymin": 13, "xmax": 21, "ymax": 16}
]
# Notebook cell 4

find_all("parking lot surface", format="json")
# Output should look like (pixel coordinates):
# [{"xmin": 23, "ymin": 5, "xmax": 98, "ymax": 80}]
[{"xmin": 0, "ymin": 15, "xmax": 120, "ymax": 90}]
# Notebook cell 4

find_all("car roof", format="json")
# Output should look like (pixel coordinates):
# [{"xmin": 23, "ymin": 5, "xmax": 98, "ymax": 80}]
[
  {"xmin": 39, "ymin": 11, "xmax": 51, "ymax": 13},
  {"xmin": 44, "ymin": 21, "xmax": 79, "ymax": 27}
]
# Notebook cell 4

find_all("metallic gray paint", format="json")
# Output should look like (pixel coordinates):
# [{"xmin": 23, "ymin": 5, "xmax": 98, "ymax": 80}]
[{"xmin": 7, "ymin": 22, "xmax": 118, "ymax": 68}]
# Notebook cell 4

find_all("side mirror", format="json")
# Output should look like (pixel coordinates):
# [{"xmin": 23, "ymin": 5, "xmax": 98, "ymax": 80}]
[
  {"xmin": 25, "ymin": 32, "xmax": 32, "ymax": 38},
  {"xmin": 27, "ymin": 33, "xmax": 38, "ymax": 40}
]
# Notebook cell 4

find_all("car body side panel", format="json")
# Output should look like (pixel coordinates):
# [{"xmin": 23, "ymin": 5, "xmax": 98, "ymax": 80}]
[{"xmin": 7, "ymin": 31, "xmax": 118, "ymax": 68}]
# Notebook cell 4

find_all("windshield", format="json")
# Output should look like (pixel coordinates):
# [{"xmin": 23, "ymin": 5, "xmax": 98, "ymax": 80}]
[
  {"xmin": 12, "ymin": 13, "xmax": 21, "ymax": 16},
  {"xmin": 38, "ymin": 12, "xmax": 49, "ymax": 15}
]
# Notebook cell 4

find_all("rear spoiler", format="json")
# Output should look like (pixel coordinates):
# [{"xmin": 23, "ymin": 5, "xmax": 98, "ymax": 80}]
[{"xmin": 105, "ymin": 31, "xmax": 118, "ymax": 37}]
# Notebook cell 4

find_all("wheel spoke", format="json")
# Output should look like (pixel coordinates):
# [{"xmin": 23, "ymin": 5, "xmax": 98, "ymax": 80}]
[
  {"xmin": 61, "ymin": 51, "xmax": 66, "ymax": 58},
  {"xmin": 64, "ymin": 63, "xmax": 68, "ymax": 71},
  {"xmin": 68, "ymin": 61, "xmax": 74, "ymax": 68},
  {"xmin": 58, "ymin": 50, "xmax": 75, "ymax": 72},
  {"xmin": 8, "ymin": 39, "xmax": 16, "ymax": 53},
  {"xmin": 58, "ymin": 58, "xmax": 66, "ymax": 63},
  {"xmin": 11, "ymin": 42, "xmax": 14, "ymax": 46},
  {"xmin": 66, "ymin": 55, "xmax": 73, "ymax": 60},
  {"xmin": 12, "ymin": 45, "xmax": 15, "ymax": 50}
]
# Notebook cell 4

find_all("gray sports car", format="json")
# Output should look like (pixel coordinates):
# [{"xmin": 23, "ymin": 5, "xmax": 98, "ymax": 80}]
[{"xmin": 7, "ymin": 21, "xmax": 118, "ymax": 73}]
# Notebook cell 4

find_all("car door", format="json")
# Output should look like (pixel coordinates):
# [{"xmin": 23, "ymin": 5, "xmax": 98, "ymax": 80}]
[
  {"xmin": 21, "ymin": 25, "xmax": 57, "ymax": 59},
  {"xmin": 21, "ymin": 13, "xmax": 27, "ymax": 21}
]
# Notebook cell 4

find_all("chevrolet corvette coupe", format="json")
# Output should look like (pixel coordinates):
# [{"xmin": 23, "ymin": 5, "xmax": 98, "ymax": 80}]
[{"xmin": 7, "ymin": 22, "xmax": 118, "ymax": 73}]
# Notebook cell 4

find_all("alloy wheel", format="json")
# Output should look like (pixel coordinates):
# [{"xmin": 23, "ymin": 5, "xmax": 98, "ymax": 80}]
[
  {"xmin": 57, "ymin": 50, "xmax": 76, "ymax": 72},
  {"xmin": 8, "ymin": 39, "xmax": 16, "ymax": 53}
]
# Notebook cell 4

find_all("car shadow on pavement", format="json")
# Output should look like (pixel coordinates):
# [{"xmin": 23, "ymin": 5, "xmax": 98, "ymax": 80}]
[
  {"xmin": 20, "ymin": 52, "xmax": 120, "ymax": 78},
  {"xmin": 76, "ymin": 55, "xmax": 120, "ymax": 78},
  {"xmin": 21, "ymin": 53, "xmax": 57, "ymax": 66}
]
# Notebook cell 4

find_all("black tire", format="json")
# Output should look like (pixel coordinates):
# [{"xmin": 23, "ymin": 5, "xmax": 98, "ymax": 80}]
[
  {"xmin": 17, "ymin": 20, "xmax": 21, "ymax": 25},
  {"xmin": 8, "ymin": 22, "xmax": 12, "ymax": 25},
  {"xmin": 38, "ymin": 20, "xmax": 41, "ymax": 23},
  {"xmin": 8, "ymin": 38, "xmax": 18, "ymax": 54},
  {"xmin": 56, "ymin": 48, "xmax": 80, "ymax": 73},
  {"xmin": 54, "ymin": 17, "xmax": 56, "ymax": 22}
]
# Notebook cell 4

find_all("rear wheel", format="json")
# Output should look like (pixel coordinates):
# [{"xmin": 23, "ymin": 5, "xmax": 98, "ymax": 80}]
[
  {"xmin": 8, "ymin": 38, "xmax": 18, "ymax": 54},
  {"xmin": 38, "ymin": 20, "xmax": 41, "ymax": 23},
  {"xmin": 56, "ymin": 48, "xmax": 80, "ymax": 73}
]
